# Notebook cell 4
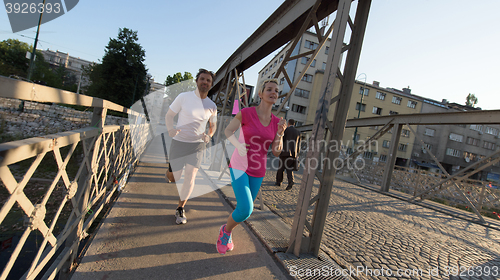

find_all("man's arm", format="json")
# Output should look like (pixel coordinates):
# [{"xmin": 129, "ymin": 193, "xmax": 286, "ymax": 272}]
[
  {"xmin": 165, "ymin": 108, "xmax": 180, "ymax": 137},
  {"xmin": 208, "ymin": 114, "xmax": 217, "ymax": 137}
]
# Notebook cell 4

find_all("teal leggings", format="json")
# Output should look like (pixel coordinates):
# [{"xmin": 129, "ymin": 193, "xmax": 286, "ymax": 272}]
[{"xmin": 230, "ymin": 168, "xmax": 264, "ymax": 223}]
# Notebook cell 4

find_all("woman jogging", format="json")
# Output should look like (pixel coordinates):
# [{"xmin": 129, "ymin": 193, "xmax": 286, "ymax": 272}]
[{"xmin": 216, "ymin": 79, "xmax": 286, "ymax": 254}]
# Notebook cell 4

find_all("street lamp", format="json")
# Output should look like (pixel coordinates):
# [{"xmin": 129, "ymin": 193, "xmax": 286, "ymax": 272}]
[
  {"xmin": 352, "ymin": 73, "xmax": 367, "ymax": 154},
  {"xmin": 20, "ymin": 0, "xmax": 47, "ymax": 112}
]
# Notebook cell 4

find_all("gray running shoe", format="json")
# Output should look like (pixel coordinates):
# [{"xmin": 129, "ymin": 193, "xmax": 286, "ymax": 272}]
[{"xmin": 175, "ymin": 207, "xmax": 187, "ymax": 225}]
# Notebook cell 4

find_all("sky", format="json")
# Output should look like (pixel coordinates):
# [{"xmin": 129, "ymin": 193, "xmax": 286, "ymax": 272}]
[{"xmin": 1, "ymin": 0, "xmax": 499, "ymax": 110}]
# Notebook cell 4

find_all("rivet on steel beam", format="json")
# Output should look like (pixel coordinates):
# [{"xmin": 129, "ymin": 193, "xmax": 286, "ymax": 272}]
[
  {"xmin": 24, "ymin": 204, "xmax": 46, "ymax": 230},
  {"xmin": 66, "ymin": 181, "xmax": 78, "ymax": 200}
]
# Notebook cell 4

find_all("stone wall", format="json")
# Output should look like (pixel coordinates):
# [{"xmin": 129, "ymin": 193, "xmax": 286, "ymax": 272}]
[{"xmin": 0, "ymin": 97, "xmax": 129, "ymax": 140}]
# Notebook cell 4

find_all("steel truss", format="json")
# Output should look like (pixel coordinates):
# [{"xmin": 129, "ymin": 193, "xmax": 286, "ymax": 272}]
[{"xmin": 287, "ymin": 0, "xmax": 371, "ymax": 257}]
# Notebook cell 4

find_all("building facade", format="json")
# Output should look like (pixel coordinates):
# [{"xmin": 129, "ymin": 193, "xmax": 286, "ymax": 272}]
[
  {"xmin": 255, "ymin": 30, "xmax": 331, "ymax": 126},
  {"xmin": 39, "ymin": 49, "xmax": 94, "ymax": 91},
  {"xmin": 411, "ymin": 100, "xmax": 500, "ymax": 182}
]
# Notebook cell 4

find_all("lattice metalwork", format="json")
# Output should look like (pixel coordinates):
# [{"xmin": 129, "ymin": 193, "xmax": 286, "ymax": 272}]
[{"xmin": 0, "ymin": 76, "xmax": 150, "ymax": 280}]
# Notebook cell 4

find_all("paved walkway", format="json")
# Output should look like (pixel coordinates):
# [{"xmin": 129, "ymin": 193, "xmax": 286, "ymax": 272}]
[
  {"xmin": 263, "ymin": 157, "xmax": 500, "ymax": 280},
  {"xmin": 72, "ymin": 134, "xmax": 500, "ymax": 280},
  {"xmin": 71, "ymin": 136, "xmax": 292, "ymax": 280}
]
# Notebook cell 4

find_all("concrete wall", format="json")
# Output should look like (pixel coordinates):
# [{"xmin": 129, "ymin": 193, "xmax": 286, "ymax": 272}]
[{"xmin": 0, "ymin": 97, "xmax": 128, "ymax": 140}]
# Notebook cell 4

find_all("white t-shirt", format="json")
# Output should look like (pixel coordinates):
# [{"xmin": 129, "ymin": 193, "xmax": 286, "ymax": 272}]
[{"xmin": 169, "ymin": 90, "xmax": 217, "ymax": 143}]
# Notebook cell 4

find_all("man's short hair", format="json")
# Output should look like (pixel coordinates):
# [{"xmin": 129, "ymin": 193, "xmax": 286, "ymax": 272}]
[
  {"xmin": 288, "ymin": 119, "xmax": 295, "ymax": 126},
  {"xmin": 196, "ymin": 68, "xmax": 215, "ymax": 85}
]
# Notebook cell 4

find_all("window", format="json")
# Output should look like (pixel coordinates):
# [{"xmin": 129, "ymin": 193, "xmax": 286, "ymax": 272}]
[
  {"xmin": 261, "ymin": 72, "xmax": 264, "ymax": 78},
  {"xmin": 355, "ymin": 102, "xmax": 366, "ymax": 112},
  {"xmin": 265, "ymin": 69, "xmax": 268, "ymax": 74},
  {"xmin": 295, "ymin": 121, "xmax": 303, "ymax": 126},
  {"xmin": 295, "ymin": 88, "xmax": 310, "ymax": 99},
  {"xmin": 375, "ymin": 91, "xmax": 386, "ymax": 100},
  {"xmin": 363, "ymin": 151, "xmax": 373, "ymax": 159},
  {"xmin": 379, "ymin": 155, "xmax": 387, "ymax": 162},
  {"xmin": 401, "ymin": 129, "xmax": 410, "ymax": 137},
  {"xmin": 304, "ymin": 40, "xmax": 318, "ymax": 50},
  {"xmin": 271, "ymin": 72, "xmax": 275, "ymax": 78},
  {"xmin": 279, "ymin": 55, "xmax": 284, "ymax": 62},
  {"xmin": 423, "ymin": 143, "xmax": 432, "ymax": 152},
  {"xmin": 466, "ymin": 137, "xmax": 480, "ymax": 146},
  {"xmin": 322, "ymin": 62, "xmax": 326, "ymax": 70},
  {"xmin": 280, "ymin": 77, "xmax": 285, "ymax": 85},
  {"xmin": 446, "ymin": 148, "xmax": 461, "ymax": 157},
  {"xmin": 424, "ymin": 128, "xmax": 435, "ymax": 136},
  {"xmin": 68, "ymin": 61, "xmax": 72, "ymax": 66},
  {"xmin": 383, "ymin": 140, "xmax": 390, "ymax": 148},
  {"xmin": 398, "ymin": 144, "xmax": 408, "ymax": 152},
  {"xmin": 486, "ymin": 127, "xmax": 499, "ymax": 136},
  {"xmin": 274, "ymin": 60, "xmax": 277, "ymax": 67},
  {"xmin": 407, "ymin": 100, "xmax": 418, "ymax": 109},
  {"xmin": 483, "ymin": 141, "xmax": 496, "ymax": 150},
  {"xmin": 389, "ymin": 111, "xmax": 399, "ymax": 115},
  {"xmin": 463, "ymin": 152, "xmax": 476, "ymax": 162},
  {"xmin": 301, "ymin": 74, "xmax": 313, "ymax": 83},
  {"xmin": 449, "ymin": 133, "xmax": 464, "ymax": 142},
  {"xmin": 311, "ymin": 59, "xmax": 316, "ymax": 67},
  {"xmin": 325, "ymin": 46, "xmax": 329, "ymax": 55},
  {"xmin": 372, "ymin": 106, "xmax": 382, "ymax": 115},
  {"xmin": 470, "ymin": 124, "xmax": 483, "ymax": 132},
  {"xmin": 392, "ymin": 96, "xmax": 402, "ymax": 105},
  {"xmin": 370, "ymin": 126, "xmax": 379, "ymax": 130},
  {"xmin": 301, "ymin": 57, "xmax": 308, "ymax": 64},
  {"xmin": 291, "ymin": 104, "xmax": 307, "ymax": 114},
  {"xmin": 359, "ymin": 87, "xmax": 369, "ymax": 96}
]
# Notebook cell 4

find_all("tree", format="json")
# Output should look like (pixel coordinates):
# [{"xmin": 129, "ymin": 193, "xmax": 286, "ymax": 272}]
[
  {"xmin": 85, "ymin": 28, "xmax": 147, "ymax": 107},
  {"xmin": 165, "ymin": 72, "xmax": 193, "ymax": 86},
  {"xmin": 0, "ymin": 38, "xmax": 46, "ymax": 80},
  {"xmin": 466, "ymin": 93, "xmax": 478, "ymax": 107}
]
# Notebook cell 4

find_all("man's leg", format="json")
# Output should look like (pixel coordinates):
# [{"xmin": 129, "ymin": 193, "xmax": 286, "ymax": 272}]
[
  {"xmin": 178, "ymin": 164, "xmax": 198, "ymax": 208},
  {"xmin": 285, "ymin": 156, "xmax": 295, "ymax": 190},
  {"xmin": 275, "ymin": 156, "xmax": 285, "ymax": 186}
]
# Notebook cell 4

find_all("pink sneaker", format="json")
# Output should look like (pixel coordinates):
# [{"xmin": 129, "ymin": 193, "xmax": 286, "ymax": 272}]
[{"xmin": 216, "ymin": 224, "xmax": 233, "ymax": 254}]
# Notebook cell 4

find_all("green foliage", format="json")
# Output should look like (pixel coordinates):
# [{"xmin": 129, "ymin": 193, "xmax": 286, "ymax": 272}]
[
  {"xmin": 465, "ymin": 93, "xmax": 478, "ymax": 107},
  {"xmin": 0, "ymin": 38, "xmax": 46, "ymax": 80},
  {"xmin": 0, "ymin": 39, "xmax": 79, "ymax": 92},
  {"xmin": 165, "ymin": 71, "xmax": 193, "ymax": 86},
  {"xmin": 84, "ymin": 28, "xmax": 148, "ymax": 108}
]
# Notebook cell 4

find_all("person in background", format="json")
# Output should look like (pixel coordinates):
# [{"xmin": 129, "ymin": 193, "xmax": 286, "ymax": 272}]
[
  {"xmin": 275, "ymin": 119, "xmax": 301, "ymax": 190},
  {"xmin": 216, "ymin": 79, "xmax": 286, "ymax": 254}
]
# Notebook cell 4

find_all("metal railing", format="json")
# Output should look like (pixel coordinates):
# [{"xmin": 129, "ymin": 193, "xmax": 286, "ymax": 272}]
[
  {"xmin": 0, "ymin": 76, "xmax": 151, "ymax": 280},
  {"xmin": 337, "ymin": 161, "xmax": 500, "ymax": 218}
]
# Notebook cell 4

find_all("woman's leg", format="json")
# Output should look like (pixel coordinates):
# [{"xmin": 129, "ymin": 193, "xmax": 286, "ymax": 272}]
[{"xmin": 226, "ymin": 169, "xmax": 264, "ymax": 232}]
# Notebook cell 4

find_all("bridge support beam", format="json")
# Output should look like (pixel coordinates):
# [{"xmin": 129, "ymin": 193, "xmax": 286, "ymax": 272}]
[{"xmin": 287, "ymin": 0, "xmax": 372, "ymax": 257}]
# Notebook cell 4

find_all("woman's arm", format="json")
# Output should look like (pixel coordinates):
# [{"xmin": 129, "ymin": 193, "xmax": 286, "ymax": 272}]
[
  {"xmin": 225, "ymin": 112, "xmax": 248, "ymax": 156},
  {"xmin": 271, "ymin": 118, "xmax": 287, "ymax": 157}
]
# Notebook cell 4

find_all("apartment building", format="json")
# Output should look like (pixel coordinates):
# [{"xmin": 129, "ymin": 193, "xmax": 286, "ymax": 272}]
[
  {"xmin": 411, "ymin": 100, "xmax": 500, "ymax": 182},
  {"xmin": 255, "ymin": 30, "xmax": 331, "ymax": 126},
  {"xmin": 306, "ymin": 76, "xmax": 423, "ymax": 166},
  {"xmin": 39, "ymin": 49, "xmax": 93, "ymax": 90}
]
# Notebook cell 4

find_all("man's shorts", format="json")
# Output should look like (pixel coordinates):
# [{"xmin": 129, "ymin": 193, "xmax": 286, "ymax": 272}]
[{"xmin": 168, "ymin": 139, "xmax": 205, "ymax": 172}]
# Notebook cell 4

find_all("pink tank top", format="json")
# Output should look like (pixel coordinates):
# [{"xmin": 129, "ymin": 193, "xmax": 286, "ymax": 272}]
[{"xmin": 229, "ymin": 107, "xmax": 280, "ymax": 177}]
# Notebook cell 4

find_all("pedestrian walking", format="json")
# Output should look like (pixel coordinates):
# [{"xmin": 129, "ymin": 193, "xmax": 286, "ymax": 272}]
[{"xmin": 275, "ymin": 119, "xmax": 301, "ymax": 190}]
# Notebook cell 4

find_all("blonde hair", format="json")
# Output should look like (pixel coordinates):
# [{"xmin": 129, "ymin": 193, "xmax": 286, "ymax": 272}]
[{"xmin": 259, "ymin": 78, "xmax": 279, "ymax": 95}]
